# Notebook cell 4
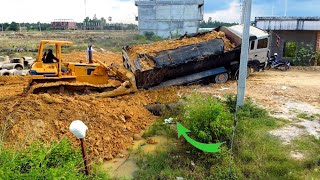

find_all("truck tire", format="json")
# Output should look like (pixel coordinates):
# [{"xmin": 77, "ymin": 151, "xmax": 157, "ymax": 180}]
[
  {"xmin": 234, "ymin": 68, "xmax": 250, "ymax": 80},
  {"xmin": 214, "ymin": 73, "xmax": 229, "ymax": 83}
]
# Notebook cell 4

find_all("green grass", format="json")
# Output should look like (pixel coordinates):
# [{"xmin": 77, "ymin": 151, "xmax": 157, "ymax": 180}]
[
  {"xmin": 134, "ymin": 94, "xmax": 320, "ymax": 180},
  {"xmin": 0, "ymin": 31, "xmax": 164, "ymax": 58},
  {"xmin": 0, "ymin": 139, "xmax": 109, "ymax": 179},
  {"xmin": 297, "ymin": 113, "xmax": 319, "ymax": 121}
]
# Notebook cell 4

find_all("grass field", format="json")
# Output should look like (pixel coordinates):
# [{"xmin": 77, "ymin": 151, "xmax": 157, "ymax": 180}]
[{"xmin": 0, "ymin": 30, "xmax": 161, "ymax": 58}]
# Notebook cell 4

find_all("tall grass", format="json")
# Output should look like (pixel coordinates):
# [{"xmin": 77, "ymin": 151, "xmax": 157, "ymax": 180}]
[
  {"xmin": 0, "ymin": 138, "xmax": 109, "ymax": 179},
  {"xmin": 135, "ymin": 94, "xmax": 320, "ymax": 179}
]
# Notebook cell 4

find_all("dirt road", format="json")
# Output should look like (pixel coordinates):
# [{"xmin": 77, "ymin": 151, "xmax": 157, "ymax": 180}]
[{"xmin": 0, "ymin": 52, "xmax": 319, "ymax": 160}]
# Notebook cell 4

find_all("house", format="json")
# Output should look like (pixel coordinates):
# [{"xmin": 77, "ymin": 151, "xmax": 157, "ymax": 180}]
[
  {"xmin": 255, "ymin": 17, "xmax": 320, "ymax": 66},
  {"xmin": 51, "ymin": 19, "xmax": 77, "ymax": 30}
]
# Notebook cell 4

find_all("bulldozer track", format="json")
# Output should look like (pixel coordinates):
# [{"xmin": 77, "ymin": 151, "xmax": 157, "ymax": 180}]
[{"xmin": 24, "ymin": 81, "xmax": 120, "ymax": 95}]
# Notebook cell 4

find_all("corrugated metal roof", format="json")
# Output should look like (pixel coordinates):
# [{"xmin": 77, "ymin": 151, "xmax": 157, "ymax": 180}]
[{"xmin": 255, "ymin": 17, "xmax": 320, "ymax": 31}]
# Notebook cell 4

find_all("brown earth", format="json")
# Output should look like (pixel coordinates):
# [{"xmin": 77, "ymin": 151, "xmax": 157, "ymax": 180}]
[
  {"xmin": 126, "ymin": 31, "xmax": 235, "ymax": 70},
  {"xmin": 0, "ymin": 51, "xmax": 319, "ymax": 161},
  {"xmin": 61, "ymin": 51, "xmax": 123, "ymax": 65},
  {"xmin": 0, "ymin": 51, "xmax": 179, "ymax": 161}
]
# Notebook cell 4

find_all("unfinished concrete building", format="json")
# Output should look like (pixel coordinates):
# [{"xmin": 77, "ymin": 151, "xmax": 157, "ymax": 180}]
[{"xmin": 135, "ymin": 0, "xmax": 204, "ymax": 38}]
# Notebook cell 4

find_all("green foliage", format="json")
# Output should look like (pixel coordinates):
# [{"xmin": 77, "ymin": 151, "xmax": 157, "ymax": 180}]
[
  {"xmin": 284, "ymin": 42, "xmax": 297, "ymax": 58},
  {"xmin": 8, "ymin": 22, "xmax": 19, "ymax": 31},
  {"xmin": 136, "ymin": 94, "xmax": 319, "ymax": 179},
  {"xmin": 182, "ymin": 94, "xmax": 233, "ymax": 144},
  {"xmin": 142, "ymin": 119, "xmax": 175, "ymax": 138},
  {"xmin": 225, "ymin": 94, "xmax": 268, "ymax": 119},
  {"xmin": 135, "ymin": 146, "xmax": 241, "ymax": 180},
  {"xmin": 200, "ymin": 20, "xmax": 238, "ymax": 28},
  {"xmin": 293, "ymin": 43, "xmax": 316, "ymax": 66},
  {"xmin": 143, "ymin": 31, "xmax": 155, "ymax": 40},
  {"xmin": 0, "ymin": 139, "xmax": 108, "ymax": 179}
]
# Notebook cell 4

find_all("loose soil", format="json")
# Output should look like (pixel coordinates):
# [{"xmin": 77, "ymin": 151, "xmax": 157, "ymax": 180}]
[
  {"xmin": 0, "ymin": 51, "xmax": 319, "ymax": 162},
  {"xmin": 126, "ymin": 31, "xmax": 235, "ymax": 70}
]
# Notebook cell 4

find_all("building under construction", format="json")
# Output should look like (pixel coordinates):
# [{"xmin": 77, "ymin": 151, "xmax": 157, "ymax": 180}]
[
  {"xmin": 135, "ymin": 0, "xmax": 204, "ymax": 38},
  {"xmin": 51, "ymin": 19, "xmax": 77, "ymax": 30}
]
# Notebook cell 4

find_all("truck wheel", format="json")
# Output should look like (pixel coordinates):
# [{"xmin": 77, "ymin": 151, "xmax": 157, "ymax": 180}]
[
  {"xmin": 234, "ymin": 68, "xmax": 250, "ymax": 80},
  {"xmin": 214, "ymin": 73, "xmax": 229, "ymax": 83}
]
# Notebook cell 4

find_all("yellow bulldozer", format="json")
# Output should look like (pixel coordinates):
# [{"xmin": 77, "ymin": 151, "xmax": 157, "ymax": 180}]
[{"xmin": 24, "ymin": 40, "xmax": 137, "ymax": 97}]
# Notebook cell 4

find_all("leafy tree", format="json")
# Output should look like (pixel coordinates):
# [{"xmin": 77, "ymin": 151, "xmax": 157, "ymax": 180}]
[
  {"xmin": 8, "ymin": 22, "xmax": 19, "ymax": 31},
  {"xmin": 200, "ymin": 20, "xmax": 238, "ymax": 28}
]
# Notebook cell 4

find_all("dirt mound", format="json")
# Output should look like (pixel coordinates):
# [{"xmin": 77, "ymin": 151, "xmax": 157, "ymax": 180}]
[
  {"xmin": 127, "ymin": 31, "xmax": 235, "ymax": 61},
  {"xmin": 61, "ymin": 51, "xmax": 122, "ymax": 65},
  {"xmin": 0, "ymin": 83, "xmax": 178, "ymax": 160}
]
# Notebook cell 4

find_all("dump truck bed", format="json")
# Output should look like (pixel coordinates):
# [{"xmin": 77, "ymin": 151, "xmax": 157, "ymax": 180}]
[{"xmin": 122, "ymin": 29, "xmax": 241, "ymax": 89}]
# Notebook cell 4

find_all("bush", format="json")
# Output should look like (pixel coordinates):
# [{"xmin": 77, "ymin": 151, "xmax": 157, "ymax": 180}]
[
  {"xmin": 182, "ymin": 94, "xmax": 233, "ymax": 144},
  {"xmin": 293, "ymin": 43, "xmax": 316, "ymax": 66},
  {"xmin": 0, "ymin": 139, "xmax": 108, "ymax": 179},
  {"xmin": 225, "ymin": 95, "xmax": 267, "ymax": 119},
  {"xmin": 143, "ymin": 31, "xmax": 155, "ymax": 40}
]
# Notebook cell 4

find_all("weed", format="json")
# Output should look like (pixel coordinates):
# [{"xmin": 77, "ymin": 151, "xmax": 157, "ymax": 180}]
[
  {"xmin": 297, "ymin": 113, "xmax": 317, "ymax": 121},
  {"xmin": 182, "ymin": 93, "xmax": 233, "ymax": 144},
  {"xmin": 136, "ymin": 94, "xmax": 319, "ymax": 179},
  {"xmin": 225, "ymin": 94, "xmax": 268, "ymax": 119},
  {"xmin": 142, "ymin": 119, "xmax": 175, "ymax": 138},
  {"xmin": 0, "ymin": 139, "xmax": 109, "ymax": 179}
]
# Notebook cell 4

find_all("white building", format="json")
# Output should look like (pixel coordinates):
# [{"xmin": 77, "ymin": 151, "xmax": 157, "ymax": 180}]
[{"xmin": 135, "ymin": 0, "xmax": 204, "ymax": 38}]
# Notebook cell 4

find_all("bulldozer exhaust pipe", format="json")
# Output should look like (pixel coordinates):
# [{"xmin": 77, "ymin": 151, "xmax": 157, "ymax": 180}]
[{"xmin": 87, "ymin": 45, "xmax": 93, "ymax": 64}]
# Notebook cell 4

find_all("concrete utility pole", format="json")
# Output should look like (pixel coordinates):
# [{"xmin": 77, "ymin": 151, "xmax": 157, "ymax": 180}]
[
  {"xmin": 38, "ymin": 22, "xmax": 42, "ymax": 32},
  {"xmin": 236, "ymin": 0, "xmax": 252, "ymax": 109},
  {"xmin": 284, "ymin": 0, "xmax": 288, "ymax": 16}
]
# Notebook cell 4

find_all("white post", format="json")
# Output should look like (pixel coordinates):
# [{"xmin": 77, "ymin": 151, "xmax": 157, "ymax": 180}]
[{"xmin": 236, "ymin": 0, "xmax": 252, "ymax": 108}]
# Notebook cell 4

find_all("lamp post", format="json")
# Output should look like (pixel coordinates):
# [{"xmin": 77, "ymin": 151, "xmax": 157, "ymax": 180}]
[{"xmin": 69, "ymin": 120, "xmax": 90, "ymax": 175}]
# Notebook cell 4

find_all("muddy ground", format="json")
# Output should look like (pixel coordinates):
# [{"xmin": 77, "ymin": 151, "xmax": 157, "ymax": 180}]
[{"xmin": 0, "ymin": 51, "xmax": 319, "ymax": 161}]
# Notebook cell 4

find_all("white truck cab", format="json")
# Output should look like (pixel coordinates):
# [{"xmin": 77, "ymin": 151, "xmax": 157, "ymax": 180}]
[{"xmin": 222, "ymin": 25, "xmax": 270, "ymax": 71}]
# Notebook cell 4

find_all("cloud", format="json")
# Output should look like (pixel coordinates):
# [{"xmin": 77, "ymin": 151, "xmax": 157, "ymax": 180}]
[
  {"xmin": 0, "ymin": 0, "xmax": 138, "ymax": 23},
  {"xmin": 204, "ymin": 0, "xmax": 241, "ymax": 23},
  {"xmin": 204, "ymin": 0, "xmax": 270, "ymax": 23}
]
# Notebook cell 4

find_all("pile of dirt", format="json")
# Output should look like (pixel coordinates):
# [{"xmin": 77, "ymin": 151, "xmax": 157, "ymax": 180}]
[
  {"xmin": 0, "ymin": 50, "xmax": 179, "ymax": 160},
  {"xmin": 61, "ymin": 51, "xmax": 123, "ymax": 65},
  {"xmin": 127, "ymin": 31, "xmax": 235, "ymax": 62},
  {"xmin": 0, "ymin": 84, "xmax": 178, "ymax": 160}
]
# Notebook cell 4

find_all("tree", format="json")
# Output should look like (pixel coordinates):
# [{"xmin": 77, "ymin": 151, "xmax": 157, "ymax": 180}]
[{"xmin": 8, "ymin": 22, "xmax": 19, "ymax": 31}]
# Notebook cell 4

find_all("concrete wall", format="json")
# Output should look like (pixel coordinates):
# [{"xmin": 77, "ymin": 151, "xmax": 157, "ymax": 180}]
[
  {"xmin": 136, "ymin": 0, "xmax": 204, "ymax": 37},
  {"xmin": 270, "ymin": 30, "xmax": 318, "ymax": 62}
]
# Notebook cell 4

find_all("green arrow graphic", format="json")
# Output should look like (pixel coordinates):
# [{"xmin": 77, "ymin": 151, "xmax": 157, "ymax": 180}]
[{"xmin": 177, "ymin": 122, "xmax": 224, "ymax": 153}]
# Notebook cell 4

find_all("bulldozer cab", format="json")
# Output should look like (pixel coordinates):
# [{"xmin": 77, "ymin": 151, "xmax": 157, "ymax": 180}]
[{"xmin": 31, "ymin": 40, "xmax": 73, "ymax": 76}]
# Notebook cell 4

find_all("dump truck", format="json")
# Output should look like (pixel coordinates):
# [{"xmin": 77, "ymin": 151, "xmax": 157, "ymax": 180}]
[
  {"xmin": 26, "ymin": 25, "xmax": 269, "ymax": 97},
  {"xmin": 122, "ymin": 25, "xmax": 270, "ymax": 89}
]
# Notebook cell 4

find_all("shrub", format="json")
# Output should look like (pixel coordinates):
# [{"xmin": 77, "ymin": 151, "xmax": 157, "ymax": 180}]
[
  {"xmin": 225, "ymin": 95, "xmax": 267, "ymax": 119},
  {"xmin": 293, "ymin": 43, "xmax": 316, "ymax": 66},
  {"xmin": 182, "ymin": 94, "xmax": 233, "ymax": 144},
  {"xmin": 143, "ymin": 31, "xmax": 155, "ymax": 40}
]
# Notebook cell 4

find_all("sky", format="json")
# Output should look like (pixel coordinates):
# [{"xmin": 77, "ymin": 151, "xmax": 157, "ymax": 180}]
[{"xmin": 0, "ymin": 0, "xmax": 319, "ymax": 23}]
